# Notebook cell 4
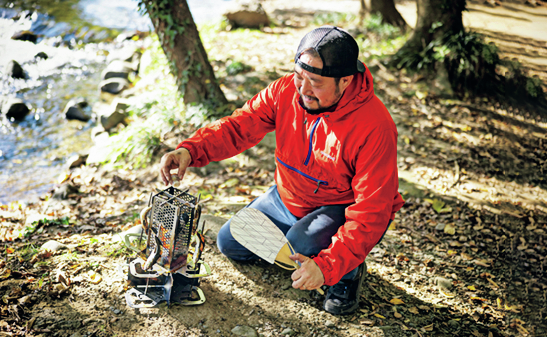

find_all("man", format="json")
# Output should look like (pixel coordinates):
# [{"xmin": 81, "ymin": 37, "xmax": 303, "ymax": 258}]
[{"xmin": 159, "ymin": 26, "xmax": 404, "ymax": 315}]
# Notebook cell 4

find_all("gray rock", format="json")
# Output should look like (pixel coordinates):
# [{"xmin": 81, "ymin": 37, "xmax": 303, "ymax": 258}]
[
  {"xmin": 11, "ymin": 30, "xmax": 37, "ymax": 43},
  {"xmin": 101, "ymin": 60, "xmax": 133, "ymax": 81},
  {"xmin": 99, "ymin": 78, "xmax": 129, "ymax": 95},
  {"xmin": 138, "ymin": 49, "xmax": 153, "ymax": 75},
  {"xmin": 107, "ymin": 46, "xmax": 141, "ymax": 65},
  {"xmin": 25, "ymin": 214, "xmax": 54, "ymax": 226},
  {"xmin": 41, "ymin": 240, "xmax": 67, "ymax": 252},
  {"xmin": 434, "ymin": 276, "xmax": 453, "ymax": 290},
  {"xmin": 67, "ymin": 98, "xmax": 88, "ymax": 109},
  {"xmin": 231, "ymin": 325, "xmax": 258, "ymax": 337},
  {"xmin": 325, "ymin": 320, "xmax": 336, "ymax": 328},
  {"xmin": 224, "ymin": 0, "xmax": 270, "ymax": 28},
  {"xmin": 5, "ymin": 60, "xmax": 24, "ymax": 79},
  {"xmin": 1, "ymin": 97, "xmax": 29, "ymax": 120},
  {"xmin": 281, "ymin": 328, "xmax": 295, "ymax": 335},
  {"xmin": 93, "ymin": 98, "xmax": 130, "ymax": 131},
  {"xmin": 67, "ymin": 154, "xmax": 88, "ymax": 168},
  {"xmin": 35, "ymin": 51, "xmax": 48, "ymax": 60},
  {"xmin": 100, "ymin": 110, "xmax": 126, "ymax": 131},
  {"xmin": 64, "ymin": 104, "xmax": 91, "ymax": 122},
  {"xmin": 112, "ymin": 224, "xmax": 144, "ymax": 243},
  {"xmin": 91, "ymin": 125, "xmax": 107, "ymax": 139},
  {"xmin": 435, "ymin": 223, "xmax": 446, "ymax": 231},
  {"xmin": 53, "ymin": 183, "xmax": 79, "ymax": 200}
]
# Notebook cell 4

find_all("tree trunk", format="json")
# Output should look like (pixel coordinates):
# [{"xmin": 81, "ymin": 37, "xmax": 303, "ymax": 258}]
[
  {"xmin": 143, "ymin": 0, "xmax": 227, "ymax": 107},
  {"xmin": 402, "ymin": 0, "xmax": 465, "ymax": 51},
  {"xmin": 370, "ymin": 0, "xmax": 408, "ymax": 30}
]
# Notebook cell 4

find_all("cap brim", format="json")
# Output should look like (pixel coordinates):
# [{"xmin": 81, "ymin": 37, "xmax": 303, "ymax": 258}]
[{"xmin": 357, "ymin": 60, "xmax": 366, "ymax": 73}]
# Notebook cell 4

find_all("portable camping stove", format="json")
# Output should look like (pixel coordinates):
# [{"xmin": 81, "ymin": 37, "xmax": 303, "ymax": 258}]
[{"xmin": 121, "ymin": 187, "xmax": 211, "ymax": 308}]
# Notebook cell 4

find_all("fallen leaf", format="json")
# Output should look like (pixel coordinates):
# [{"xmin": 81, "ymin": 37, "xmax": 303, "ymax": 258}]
[
  {"xmin": 468, "ymin": 285, "xmax": 476, "ymax": 291},
  {"xmin": 515, "ymin": 324, "xmax": 529, "ymax": 334},
  {"xmin": 374, "ymin": 313, "xmax": 386, "ymax": 319},
  {"xmin": 496, "ymin": 298, "xmax": 503, "ymax": 308},
  {"xmin": 444, "ymin": 224, "xmax": 456, "ymax": 235},
  {"xmin": 504, "ymin": 303, "xmax": 520, "ymax": 312},
  {"xmin": 219, "ymin": 178, "xmax": 240, "ymax": 189},
  {"xmin": 408, "ymin": 307, "xmax": 419, "ymax": 314},
  {"xmin": 6, "ymin": 248, "xmax": 14, "ymax": 254},
  {"xmin": 473, "ymin": 260, "xmax": 490, "ymax": 267},
  {"xmin": 461, "ymin": 252, "xmax": 473, "ymax": 260},
  {"xmin": 486, "ymin": 278, "xmax": 499, "ymax": 288},
  {"xmin": 89, "ymin": 272, "xmax": 102, "ymax": 284},
  {"xmin": 422, "ymin": 323, "xmax": 434, "ymax": 331},
  {"xmin": 439, "ymin": 288, "xmax": 456, "ymax": 298},
  {"xmin": 394, "ymin": 312, "xmax": 402, "ymax": 318},
  {"xmin": 390, "ymin": 298, "xmax": 405, "ymax": 305},
  {"xmin": 0, "ymin": 270, "xmax": 10, "ymax": 279},
  {"xmin": 470, "ymin": 296, "xmax": 488, "ymax": 302},
  {"xmin": 360, "ymin": 319, "xmax": 374, "ymax": 325},
  {"xmin": 430, "ymin": 199, "xmax": 446, "ymax": 213}
]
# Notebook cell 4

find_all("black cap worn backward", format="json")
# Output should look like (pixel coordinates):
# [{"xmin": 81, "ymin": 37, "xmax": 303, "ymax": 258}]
[{"xmin": 295, "ymin": 25, "xmax": 366, "ymax": 78}]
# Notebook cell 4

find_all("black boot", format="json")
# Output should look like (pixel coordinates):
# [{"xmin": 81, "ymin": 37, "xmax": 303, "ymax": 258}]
[{"xmin": 323, "ymin": 262, "xmax": 366, "ymax": 315}]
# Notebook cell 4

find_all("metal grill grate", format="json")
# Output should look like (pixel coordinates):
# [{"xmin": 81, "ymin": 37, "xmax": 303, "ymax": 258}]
[{"xmin": 147, "ymin": 187, "xmax": 197, "ymax": 272}]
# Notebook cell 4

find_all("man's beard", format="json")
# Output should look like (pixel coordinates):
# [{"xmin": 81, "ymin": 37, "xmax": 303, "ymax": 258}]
[{"xmin": 297, "ymin": 87, "xmax": 342, "ymax": 115}]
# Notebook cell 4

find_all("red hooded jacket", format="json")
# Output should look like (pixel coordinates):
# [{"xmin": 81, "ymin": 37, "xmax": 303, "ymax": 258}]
[{"xmin": 177, "ymin": 67, "xmax": 404, "ymax": 285}]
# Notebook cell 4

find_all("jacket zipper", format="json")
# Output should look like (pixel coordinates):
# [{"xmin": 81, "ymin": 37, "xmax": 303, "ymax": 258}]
[
  {"xmin": 303, "ymin": 117, "xmax": 322, "ymax": 166},
  {"xmin": 277, "ymin": 157, "xmax": 328, "ymax": 193}
]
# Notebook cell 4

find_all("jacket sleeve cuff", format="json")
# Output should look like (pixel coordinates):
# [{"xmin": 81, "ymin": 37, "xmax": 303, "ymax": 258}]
[
  {"xmin": 175, "ymin": 142, "xmax": 196, "ymax": 167},
  {"xmin": 313, "ymin": 256, "xmax": 337, "ymax": 286}
]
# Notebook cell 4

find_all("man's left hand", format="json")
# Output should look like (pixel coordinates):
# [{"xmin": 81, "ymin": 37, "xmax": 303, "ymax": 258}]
[{"xmin": 289, "ymin": 253, "xmax": 325, "ymax": 291}]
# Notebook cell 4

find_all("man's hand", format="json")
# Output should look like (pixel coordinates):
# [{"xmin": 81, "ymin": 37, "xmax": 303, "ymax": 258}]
[
  {"xmin": 289, "ymin": 253, "xmax": 325, "ymax": 291},
  {"xmin": 159, "ymin": 148, "xmax": 192, "ymax": 186}
]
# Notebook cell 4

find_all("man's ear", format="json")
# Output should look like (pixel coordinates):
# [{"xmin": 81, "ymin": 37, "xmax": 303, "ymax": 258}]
[{"xmin": 339, "ymin": 75, "xmax": 354, "ymax": 92}]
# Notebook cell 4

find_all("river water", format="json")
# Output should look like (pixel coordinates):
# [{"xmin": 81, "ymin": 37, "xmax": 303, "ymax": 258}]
[{"xmin": 0, "ymin": 0, "xmax": 233, "ymax": 205}]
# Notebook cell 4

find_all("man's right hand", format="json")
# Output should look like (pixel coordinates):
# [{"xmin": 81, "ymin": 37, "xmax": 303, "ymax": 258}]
[{"xmin": 159, "ymin": 147, "xmax": 192, "ymax": 186}]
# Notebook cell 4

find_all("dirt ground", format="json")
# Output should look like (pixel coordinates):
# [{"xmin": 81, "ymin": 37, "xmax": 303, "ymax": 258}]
[{"xmin": 1, "ymin": 1, "xmax": 546, "ymax": 337}]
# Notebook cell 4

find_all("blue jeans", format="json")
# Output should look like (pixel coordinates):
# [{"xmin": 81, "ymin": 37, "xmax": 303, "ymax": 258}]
[{"xmin": 217, "ymin": 185, "xmax": 389, "ymax": 281}]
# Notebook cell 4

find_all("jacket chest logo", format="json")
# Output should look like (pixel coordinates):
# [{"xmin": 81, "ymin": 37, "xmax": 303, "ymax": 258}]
[{"xmin": 320, "ymin": 151, "xmax": 335, "ymax": 161}]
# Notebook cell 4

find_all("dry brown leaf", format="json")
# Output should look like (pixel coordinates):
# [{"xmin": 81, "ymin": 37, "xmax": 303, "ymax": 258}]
[
  {"xmin": 532, "ymin": 132, "xmax": 547, "ymax": 139},
  {"xmin": 516, "ymin": 324, "xmax": 529, "ymax": 334},
  {"xmin": 422, "ymin": 323, "xmax": 434, "ymax": 331},
  {"xmin": 444, "ymin": 224, "xmax": 456, "ymax": 235},
  {"xmin": 487, "ymin": 278, "xmax": 499, "ymax": 288},
  {"xmin": 390, "ymin": 298, "xmax": 405, "ymax": 305},
  {"xmin": 89, "ymin": 272, "xmax": 102, "ymax": 284},
  {"xmin": 394, "ymin": 312, "xmax": 402, "ymax": 319},
  {"xmin": 439, "ymin": 288, "xmax": 456, "ymax": 298},
  {"xmin": 473, "ymin": 260, "xmax": 490, "ymax": 267},
  {"xmin": 470, "ymin": 296, "xmax": 488, "ymax": 302},
  {"xmin": 408, "ymin": 307, "xmax": 419, "ymax": 314},
  {"xmin": 461, "ymin": 252, "xmax": 473, "ymax": 260},
  {"xmin": 360, "ymin": 319, "xmax": 374, "ymax": 325}
]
